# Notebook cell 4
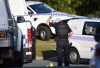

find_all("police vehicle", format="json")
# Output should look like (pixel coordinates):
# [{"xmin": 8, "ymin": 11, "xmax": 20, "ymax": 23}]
[
  {"xmin": 67, "ymin": 18, "xmax": 100, "ymax": 64},
  {"xmin": 8, "ymin": 0, "xmax": 36, "ymax": 64},
  {"xmin": 26, "ymin": 1, "xmax": 100, "ymax": 41},
  {"xmin": 26, "ymin": 1, "xmax": 100, "ymax": 64}
]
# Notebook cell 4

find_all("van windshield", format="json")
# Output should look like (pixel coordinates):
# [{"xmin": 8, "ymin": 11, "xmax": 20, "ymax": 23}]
[{"xmin": 29, "ymin": 3, "xmax": 55, "ymax": 14}]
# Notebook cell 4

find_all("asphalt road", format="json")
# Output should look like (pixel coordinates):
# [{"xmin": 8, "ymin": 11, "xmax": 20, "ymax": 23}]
[{"xmin": 23, "ymin": 60, "xmax": 89, "ymax": 68}]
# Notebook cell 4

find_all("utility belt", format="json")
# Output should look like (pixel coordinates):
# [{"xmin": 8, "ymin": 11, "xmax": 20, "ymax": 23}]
[
  {"xmin": 56, "ymin": 38, "xmax": 70, "ymax": 47},
  {"xmin": 56, "ymin": 36, "xmax": 68, "ymax": 40}
]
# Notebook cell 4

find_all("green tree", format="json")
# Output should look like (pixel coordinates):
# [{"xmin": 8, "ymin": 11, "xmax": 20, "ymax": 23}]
[
  {"xmin": 26, "ymin": 0, "xmax": 100, "ymax": 17},
  {"xmin": 74, "ymin": 0, "xmax": 100, "ymax": 17}
]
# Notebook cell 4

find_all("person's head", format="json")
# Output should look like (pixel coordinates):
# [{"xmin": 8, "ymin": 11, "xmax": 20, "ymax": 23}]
[{"xmin": 53, "ymin": 18, "xmax": 61, "ymax": 23}]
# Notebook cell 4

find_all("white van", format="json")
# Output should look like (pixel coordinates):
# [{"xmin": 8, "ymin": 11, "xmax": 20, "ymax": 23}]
[{"xmin": 66, "ymin": 18, "xmax": 100, "ymax": 64}]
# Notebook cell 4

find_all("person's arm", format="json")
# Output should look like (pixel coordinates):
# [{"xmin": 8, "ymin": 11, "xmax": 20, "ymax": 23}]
[
  {"xmin": 45, "ymin": 15, "xmax": 53, "ymax": 25},
  {"xmin": 68, "ymin": 31, "xmax": 73, "ymax": 37},
  {"xmin": 67, "ymin": 24, "xmax": 73, "ymax": 37}
]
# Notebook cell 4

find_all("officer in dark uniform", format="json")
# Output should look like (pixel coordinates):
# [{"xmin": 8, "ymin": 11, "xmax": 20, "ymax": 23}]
[{"xmin": 53, "ymin": 18, "xmax": 73, "ymax": 66}]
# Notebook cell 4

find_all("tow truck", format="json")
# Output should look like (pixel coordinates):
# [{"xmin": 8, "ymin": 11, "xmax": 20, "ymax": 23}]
[{"xmin": 0, "ymin": 0, "xmax": 35, "ymax": 67}]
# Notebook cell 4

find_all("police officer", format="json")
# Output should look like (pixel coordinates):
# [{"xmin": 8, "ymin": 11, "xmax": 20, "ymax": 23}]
[{"xmin": 53, "ymin": 18, "xmax": 73, "ymax": 66}]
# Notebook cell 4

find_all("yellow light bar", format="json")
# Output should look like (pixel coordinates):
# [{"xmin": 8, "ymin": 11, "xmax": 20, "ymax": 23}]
[{"xmin": 0, "ymin": 32, "xmax": 6, "ymax": 38}]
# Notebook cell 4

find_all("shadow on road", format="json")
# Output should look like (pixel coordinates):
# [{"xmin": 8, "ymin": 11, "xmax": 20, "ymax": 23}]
[
  {"xmin": 42, "ymin": 50, "xmax": 90, "ymax": 65},
  {"xmin": 42, "ymin": 50, "xmax": 57, "ymax": 62}
]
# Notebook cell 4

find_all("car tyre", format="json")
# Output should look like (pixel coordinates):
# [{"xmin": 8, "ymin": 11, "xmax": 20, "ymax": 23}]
[
  {"xmin": 39, "ymin": 26, "xmax": 51, "ymax": 41},
  {"xmin": 69, "ymin": 48, "xmax": 80, "ymax": 64},
  {"xmin": 13, "ymin": 36, "xmax": 23, "ymax": 67}
]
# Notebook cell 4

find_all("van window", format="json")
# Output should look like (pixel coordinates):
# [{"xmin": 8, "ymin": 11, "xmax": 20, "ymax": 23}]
[{"xmin": 83, "ymin": 22, "xmax": 100, "ymax": 36}]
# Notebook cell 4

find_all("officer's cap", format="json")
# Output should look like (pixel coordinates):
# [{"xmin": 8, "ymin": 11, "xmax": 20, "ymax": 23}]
[{"xmin": 54, "ymin": 18, "xmax": 61, "ymax": 23}]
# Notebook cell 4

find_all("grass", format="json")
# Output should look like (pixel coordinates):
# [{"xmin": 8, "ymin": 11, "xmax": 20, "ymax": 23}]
[{"xmin": 36, "ymin": 39, "xmax": 56, "ymax": 57}]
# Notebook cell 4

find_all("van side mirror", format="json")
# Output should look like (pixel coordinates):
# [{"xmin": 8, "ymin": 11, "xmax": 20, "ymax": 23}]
[
  {"xmin": 28, "ymin": 11, "xmax": 33, "ymax": 14},
  {"xmin": 17, "ymin": 16, "xmax": 25, "ymax": 23}
]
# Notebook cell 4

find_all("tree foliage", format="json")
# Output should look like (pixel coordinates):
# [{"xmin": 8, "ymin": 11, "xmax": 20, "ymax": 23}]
[{"xmin": 26, "ymin": 0, "xmax": 100, "ymax": 17}]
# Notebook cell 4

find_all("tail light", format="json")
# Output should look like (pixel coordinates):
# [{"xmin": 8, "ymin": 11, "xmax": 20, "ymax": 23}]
[
  {"xmin": 27, "ymin": 27, "xmax": 32, "ymax": 44},
  {"xmin": 27, "ymin": 26, "xmax": 33, "ymax": 50},
  {"xmin": 0, "ymin": 32, "xmax": 7, "ymax": 38},
  {"xmin": 27, "ymin": 28, "xmax": 33, "ymax": 59}
]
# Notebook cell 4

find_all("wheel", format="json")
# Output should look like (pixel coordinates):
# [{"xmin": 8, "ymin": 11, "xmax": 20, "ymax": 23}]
[
  {"xmin": 13, "ymin": 36, "xmax": 23, "ymax": 67},
  {"xmin": 38, "ymin": 26, "xmax": 51, "ymax": 41},
  {"xmin": 13, "ymin": 49, "xmax": 23, "ymax": 67},
  {"xmin": 69, "ymin": 48, "xmax": 80, "ymax": 64}
]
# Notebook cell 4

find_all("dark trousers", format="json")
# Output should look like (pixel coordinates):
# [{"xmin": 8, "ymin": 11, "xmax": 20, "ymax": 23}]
[{"xmin": 56, "ymin": 39, "xmax": 70, "ymax": 66}]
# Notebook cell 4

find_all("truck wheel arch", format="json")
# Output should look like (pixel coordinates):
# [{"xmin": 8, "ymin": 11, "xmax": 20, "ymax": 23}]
[{"xmin": 36, "ymin": 23, "xmax": 52, "ymax": 40}]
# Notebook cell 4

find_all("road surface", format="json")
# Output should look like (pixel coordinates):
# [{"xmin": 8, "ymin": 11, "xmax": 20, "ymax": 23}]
[{"xmin": 23, "ymin": 60, "xmax": 89, "ymax": 68}]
